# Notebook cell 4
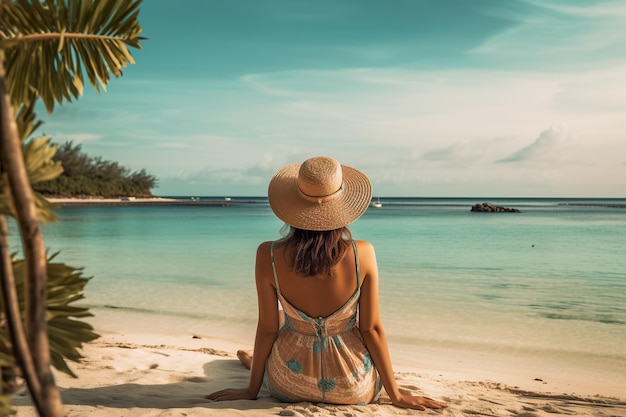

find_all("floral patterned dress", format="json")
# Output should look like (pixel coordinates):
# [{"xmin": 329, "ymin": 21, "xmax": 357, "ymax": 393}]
[{"xmin": 264, "ymin": 241, "xmax": 381, "ymax": 404}]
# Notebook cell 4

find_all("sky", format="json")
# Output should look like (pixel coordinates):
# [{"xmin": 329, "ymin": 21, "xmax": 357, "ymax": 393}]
[{"xmin": 38, "ymin": 0, "xmax": 626, "ymax": 197}]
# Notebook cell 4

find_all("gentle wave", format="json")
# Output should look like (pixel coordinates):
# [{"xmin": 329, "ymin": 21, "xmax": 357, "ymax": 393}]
[{"xmin": 92, "ymin": 304, "xmax": 256, "ymax": 325}]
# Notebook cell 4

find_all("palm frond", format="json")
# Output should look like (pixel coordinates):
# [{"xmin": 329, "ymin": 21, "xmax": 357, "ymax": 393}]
[
  {"xmin": 12, "ymin": 100, "xmax": 61, "ymax": 224},
  {"xmin": 5, "ymin": 257, "xmax": 100, "ymax": 378},
  {"xmin": 0, "ymin": 0, "xmax": 144, "ymax": 112},
  {"xmin": 0, "ymin": 396, "xmax": 15, "ymax": 416},
  {"xmin": 23, "ymin": 138, "xmax": 64, "ymax": 185}
]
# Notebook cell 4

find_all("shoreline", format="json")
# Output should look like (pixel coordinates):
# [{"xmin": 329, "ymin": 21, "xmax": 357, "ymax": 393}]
[
  {"xmin": 46, "ymin": 197, "xmax": 263, "ymax": 208},
  {"xmin": 11, "ymin": 311, "xmax": 626, "ymax": 416}
]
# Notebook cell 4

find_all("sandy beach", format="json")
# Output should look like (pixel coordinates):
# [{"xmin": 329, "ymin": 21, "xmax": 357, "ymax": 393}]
[
  {"xmin": 46, "ymin": 197, "xmax": 178, "ymax": 205},
  {"xmin": 45, "ymin": 196, "xmax": 252, "ymax": 208},
  {"xmin": 11, "ymin": 320, "xmax": 626, "ymax": 417}
]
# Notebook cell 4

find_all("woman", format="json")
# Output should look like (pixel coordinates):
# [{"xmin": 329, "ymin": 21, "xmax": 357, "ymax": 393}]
[{"xmin": 206, "ymin": 156, "xmax": 447, "ymax": 411}]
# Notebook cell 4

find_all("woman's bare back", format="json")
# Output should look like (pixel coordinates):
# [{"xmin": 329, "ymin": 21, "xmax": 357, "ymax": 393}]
[{"xmin": 263, "ymin": 240, "xmax": 362, "ymax": 318}]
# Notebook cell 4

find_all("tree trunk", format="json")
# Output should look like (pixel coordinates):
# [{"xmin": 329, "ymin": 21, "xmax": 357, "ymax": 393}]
[
  {"xmin": 0, "ymin": 59, "xmax": 63, "ymax": 416},
  {"xmin": 0, "ymin": 215, "xmax": 44, "ymax": 406}
]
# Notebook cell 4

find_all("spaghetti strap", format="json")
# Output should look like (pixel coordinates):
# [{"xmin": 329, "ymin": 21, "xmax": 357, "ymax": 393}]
[
  {"xmin": 270, "ymin": 241, "xmax": 281, "ymax": 294},
  {"xmin": 351, "ymin": 240, "xmax": 361, "ymax": 289}
]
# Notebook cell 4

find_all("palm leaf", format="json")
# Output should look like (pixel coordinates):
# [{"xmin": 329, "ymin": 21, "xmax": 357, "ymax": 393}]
[
  {"xmin": 23, "ymin": 138, "xmax": 64, "ymax": 185},
  {"xmin": 4, "ymin": 256, "xmax": 100, "ymax": 379},
  {"xmin": 0, "ymin": 397, "xmax": 14, "ymax": 416},
  {"xmin": 0, "ymin": 0, "xmax": 144, "ymax": 112},
  {"xmin": 1, "ymin": 100, "xmax": 62, "ymax": 224}
]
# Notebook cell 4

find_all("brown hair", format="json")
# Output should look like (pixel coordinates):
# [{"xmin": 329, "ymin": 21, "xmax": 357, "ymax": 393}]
[{"xmin": 282, "ymin": 226, "xmax": 352, "ymax": 277}]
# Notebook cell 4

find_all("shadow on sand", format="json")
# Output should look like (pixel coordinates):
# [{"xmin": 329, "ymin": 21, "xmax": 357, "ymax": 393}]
[{"xmin": 13, "ymin": 359, "xmax": 279, "ymax": 412}]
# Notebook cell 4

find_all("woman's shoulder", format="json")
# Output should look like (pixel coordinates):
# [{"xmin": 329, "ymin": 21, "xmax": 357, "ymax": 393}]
[
  {"xmin": 353, "ymin": 239, "xmax": 375, "ymax": 254},
  {"xmin": 256, "ymin": 240, "xmax": 274, "ymax": 255},
  {"xmin": 256, "ymin": 239, "xmax": 288, "ymax": 257},
  {"xmin": 255, "ymin": 241, "xmax": 276, "ymax": 282},
  {"xmin": 352, "ymin": 240, "xmax": 378, "ymax": 276}
]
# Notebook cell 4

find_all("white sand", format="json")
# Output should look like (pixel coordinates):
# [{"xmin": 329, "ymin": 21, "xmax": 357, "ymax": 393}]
[
  {"xmin": 11, "ymin": 323, "xmax": 626, "ymax": 417},
  {"xmin": 46, "ymin": 197, "xmax": 178, "ymax": 204}
]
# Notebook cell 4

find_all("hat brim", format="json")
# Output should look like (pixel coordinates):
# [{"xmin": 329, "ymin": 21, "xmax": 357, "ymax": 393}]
[{"xmin": 268, "ymin": 163, "xmax": 372, "ymax": 231}]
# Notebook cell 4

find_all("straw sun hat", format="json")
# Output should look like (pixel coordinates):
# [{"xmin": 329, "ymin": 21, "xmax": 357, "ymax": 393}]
[{"xmin": 268, "ymin": 156, "xmax": 372, "ymax": 231}]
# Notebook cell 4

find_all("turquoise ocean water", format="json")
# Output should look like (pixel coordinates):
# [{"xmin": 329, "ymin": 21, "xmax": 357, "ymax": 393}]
[{"xmin": 7, "ymin": 197, "xmax": 626, "ymax": 393}]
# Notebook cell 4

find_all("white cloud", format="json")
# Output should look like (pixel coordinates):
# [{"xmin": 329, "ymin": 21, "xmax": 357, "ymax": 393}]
[
  {"xmin": 471, "ymin": 0, "xmax": 626, "ymax": 69},
  {"xmin": 244, "ymin": 153, "xmax": 276, "ymax": 177},
  {"xmin": 497, "ymin": 123, "xmax": 574, "ymax": 163},
  {"xmin": 155, "ymin": 142, "xmax": 190, "ymax": 149},
  {"xmin": 146, "ymin": 62, "xmax": 626, "ymax": 196},
  {"xmin": 49, "ymin": 132, "xmax": 102, "ymax": 144},
  {"xmin": 421, "ymin": 137, "xmax": 515, "ymax": 167}
]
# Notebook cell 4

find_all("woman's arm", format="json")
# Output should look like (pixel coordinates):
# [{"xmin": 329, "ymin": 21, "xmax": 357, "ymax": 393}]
[
  {"xmin": 206, "ymin": 242, "xmax": 279, "ymax": 401},
  {"xmin": 357, "ymin": 241, "xmax": 447, "ymax": 411},
  {"xmin": 246, "ymin": 242, "xmax": 280, "ymax": 395}
]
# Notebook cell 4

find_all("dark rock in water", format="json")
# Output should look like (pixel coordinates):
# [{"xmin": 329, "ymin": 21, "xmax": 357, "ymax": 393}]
[{"xmin": 471, "ymin": 202, "xmax": 520, "ymax": 213}]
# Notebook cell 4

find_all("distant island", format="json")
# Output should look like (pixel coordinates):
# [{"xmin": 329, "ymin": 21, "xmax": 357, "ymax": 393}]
[
  {"xmin": 471, "ymin": 202, "xmax": 520, "ymax": 213},
  {"xmin": 34, "ymin": 141, "xmax": 157, "ymax": 199}
]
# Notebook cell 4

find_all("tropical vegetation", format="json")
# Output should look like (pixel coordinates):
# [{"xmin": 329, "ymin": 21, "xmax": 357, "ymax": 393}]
[
  {"xmin": 34, "ymin": 141, "xmax": 157, "ymax": 198},
  {"xmin": 0, "ymin": 0, "xmax": 144, "ymax": 416}
]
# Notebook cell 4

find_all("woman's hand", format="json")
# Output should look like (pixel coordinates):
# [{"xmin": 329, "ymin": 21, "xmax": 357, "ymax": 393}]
[
  {"xmin": 392, "ymin": 394, "xmax": 448, "ymax": 411},
  {"xmin": 205, "ymin": 387, "xmax": 257, "ymax": 402}
]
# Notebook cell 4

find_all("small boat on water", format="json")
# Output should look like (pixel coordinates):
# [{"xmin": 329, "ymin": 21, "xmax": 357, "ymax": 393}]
[{"xmin": 370, "ymin": 198, "xmax": 382, "ymax": 208}]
